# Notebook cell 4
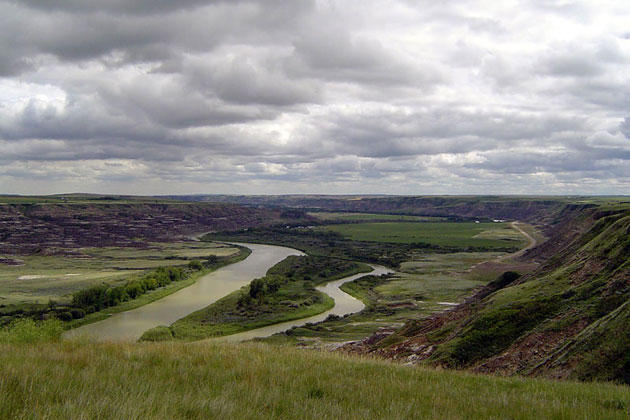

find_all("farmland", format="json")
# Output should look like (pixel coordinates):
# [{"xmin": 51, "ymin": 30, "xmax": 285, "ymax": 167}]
[
  {"xmin": 308, "ymin": 212, "xmax": 444, "ymax": 222},
  {"xmin": 315, "ymin": 222, "xmax": 526, "ymax": 248}
]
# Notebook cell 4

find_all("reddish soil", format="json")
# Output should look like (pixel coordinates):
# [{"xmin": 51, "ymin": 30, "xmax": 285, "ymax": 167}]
[{"xmin": 473, "ymin": 316, "xmax": 591, "ymax": 376}]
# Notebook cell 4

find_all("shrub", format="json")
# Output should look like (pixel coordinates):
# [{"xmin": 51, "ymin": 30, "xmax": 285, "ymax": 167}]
[
  {"xmin": 324, "ymin": 314, "xmax": 341, "ymax": 322},
  {"xmin": 204, "ymin": 255, "xmax": 219, "ymax": 265},
  {"xmin": 139, "ymin": 325, "xmax": 173, "ymax": 342},
  {"xmin": 62, "ymin": 265, "xmax": 193, "ymax": 320},
  {"xmin": 0, "ymin": 318, "xmax": 63, "ymax": 344},
  {"xmin": 168, "ymin": 267, "xmax": 183, "ymax": 281},
  {"xmin": 237, "ymin": 292, "xmax": 253, "ymax": 307},
  {"xmin": 70, "ymin": 308, "xmax": 85, "ymax": 319},
  {"xmin": 488, "ymin": 271, "xmax": 521, "ymax": 290},
  {"xmin": 249, "ymin": 278, "xmax": 265, "ymax": 298},
  {"xmin": 188, "ymin": 260, "xmax": 204, "ymax": 271},
  {"xmin": 125, "ymin": 281, "xmax": 144, "ymax": 299},
  {"xmin": 266, "ymin": 279, "xmax": 280, "ymax": 294},
  {"xmin": 57, "ymin": 312, "xmax": 73, "ymax": 322},
  {"xmin": 105, "ymin": 286, "xmax": 127, "ymax": 307},
  {"xmin": 71, "ymin": 284, "xmax": 109, "ymax": 309}
]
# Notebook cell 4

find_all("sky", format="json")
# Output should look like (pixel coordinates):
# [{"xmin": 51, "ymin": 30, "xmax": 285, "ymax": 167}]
[{"xmin": 0, "ymin": 0, "xmax": 629, "ymax": 196}]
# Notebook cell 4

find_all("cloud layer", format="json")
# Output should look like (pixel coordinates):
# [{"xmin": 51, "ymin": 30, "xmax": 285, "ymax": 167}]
[{"xmin": 1, "ymin": 0, "xmax": 629, "ymax": 195}]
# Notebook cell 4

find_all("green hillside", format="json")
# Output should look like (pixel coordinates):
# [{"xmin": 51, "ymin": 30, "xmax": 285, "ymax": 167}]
[
  {"xmin": 356, "ymin": 205, "xmax": 630, "ymax": 383},
  {"xmin": 1, "ymin": 340, "xmax": 629, "ymax": 419}
]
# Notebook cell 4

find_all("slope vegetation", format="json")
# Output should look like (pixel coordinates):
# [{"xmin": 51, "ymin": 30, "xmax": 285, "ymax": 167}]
[{"xmin": 344, "ymin": 205, "xmax": 630, "ymax": 383}]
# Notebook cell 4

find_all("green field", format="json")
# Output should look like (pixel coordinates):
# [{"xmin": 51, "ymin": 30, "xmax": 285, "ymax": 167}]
[
  {"xmin": 1, "ymin": 339, "xmax": 629, "ymax": 419},
  {"xmin": 0, "ymin": 242, "xmax": 237, "ymax": 305},
  {"xmin": 308, "ymin": 212, "xmax": 443, "ymax": 222},
  {"xmin": 315, "ymin": 222, "xmax": 526, "ymax": 248}
]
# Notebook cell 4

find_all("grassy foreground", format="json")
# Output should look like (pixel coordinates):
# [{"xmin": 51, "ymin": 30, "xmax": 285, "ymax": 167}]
[{"xmin": 1, "ymin": 340, "xmax": 629, "ymax": 419}]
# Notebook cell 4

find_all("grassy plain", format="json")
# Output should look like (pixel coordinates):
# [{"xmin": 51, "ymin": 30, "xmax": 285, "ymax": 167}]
[
  {"xmin": 308, "ymin": 212, "xmax": 443, "ymax": 222},
  {"xmin": 208, "ymin": 221, "xmax": 524, "ymax": 270},
  {"xmin": 1, "ymin": 340, "xmax": 629, "ymax": 419},
  {"xmin": 315, "ymin": 222, "xmax": 526, "ymax": 248},
  {"xmin": 0, "ymin": 242, "xmax": 238, "ymax": 305}
]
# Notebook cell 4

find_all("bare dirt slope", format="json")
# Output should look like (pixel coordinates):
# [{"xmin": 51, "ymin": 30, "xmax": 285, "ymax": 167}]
[{"xmin": 0, "ymin": 202, "xmax": 306, "ymax": 256}]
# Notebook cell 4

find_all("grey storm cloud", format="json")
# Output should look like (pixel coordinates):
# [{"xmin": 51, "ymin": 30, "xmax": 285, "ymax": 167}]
[{"xmin": 1, "ymin": 0, "xmax": 630, "ymax": 195}]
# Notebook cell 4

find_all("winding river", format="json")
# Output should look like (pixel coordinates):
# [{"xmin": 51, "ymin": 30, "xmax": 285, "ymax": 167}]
[
  {"xmin": 208, "ymin": 264, "xmax": 392, "ymax": 343},
  {"xmin": 65, "ymin": 242, "xmax": 389, "ymax": 343},
  {"xmin": 65, "ymin": 243, "xmax": 302, "ymax": 341}
]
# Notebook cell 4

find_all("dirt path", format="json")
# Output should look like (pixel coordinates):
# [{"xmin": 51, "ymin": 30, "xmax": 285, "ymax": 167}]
[
  {"xmin": 497, "ymin": 222, "xmax": 537, "ymax": 261},
  {"xmin": 469, "ymin": 222, "xmax": 538, "ymax": 272}
]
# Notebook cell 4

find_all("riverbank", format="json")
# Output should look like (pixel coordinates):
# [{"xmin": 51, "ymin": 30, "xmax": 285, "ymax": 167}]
[{"xmin": 65, "ymin": 246, "xmax": 251, "ymax": 330}]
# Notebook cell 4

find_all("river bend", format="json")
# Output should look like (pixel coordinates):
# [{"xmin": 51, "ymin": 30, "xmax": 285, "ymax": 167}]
[{"xmin": 65, "ymin": 243, "xmax": 302, "ymax": 341}]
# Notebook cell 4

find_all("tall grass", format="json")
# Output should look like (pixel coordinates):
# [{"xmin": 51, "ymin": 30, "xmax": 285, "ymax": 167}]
[{"xmin": 1, "ymin": 339, "xmax": 629, "ymax": 419}]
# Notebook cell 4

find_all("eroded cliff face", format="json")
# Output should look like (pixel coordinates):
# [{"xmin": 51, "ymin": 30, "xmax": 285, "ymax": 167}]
[
  {"xmin": 182, "ymin": 195, "xmax": 565, "ymax": 223},
  {"xmin": 343, "ymin": 205, "xmax": 630, "ymax": 384},
  {"xmin": 0, "ymin": 202, "xmax": 304, "ymax": 256}
]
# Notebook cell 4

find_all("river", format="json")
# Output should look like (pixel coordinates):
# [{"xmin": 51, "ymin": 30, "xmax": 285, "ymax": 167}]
[
  {"xmin": 65, "ymin": 243, "xmax": 302, "ymax": 341},
  {"xmin": 207, "ymin": 264, "xmax": 392, "ymax": 343}
]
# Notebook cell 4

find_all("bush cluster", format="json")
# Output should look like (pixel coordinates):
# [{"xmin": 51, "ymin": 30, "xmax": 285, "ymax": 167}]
[
  {"xmin": 237, "ymin": 276, "xmax": 283, "ymax": 307},
  {"xmin": 70, "ymin": 265, "xmax": 191, "ymax": 315},
  {"xmin": 0, "ymin": 318, "xmax": 64, "ymax": 344}
]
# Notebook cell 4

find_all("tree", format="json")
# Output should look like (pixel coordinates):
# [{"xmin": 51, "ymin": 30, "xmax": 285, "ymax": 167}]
[{"xmin": 249, "ymin": 278, "xmax": 265, "ymax": 298}]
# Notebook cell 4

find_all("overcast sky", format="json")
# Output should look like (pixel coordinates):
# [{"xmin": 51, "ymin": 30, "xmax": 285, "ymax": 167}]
[{"xmin": 1, "ymin": 0, "xmax": 629, "ymax": 195}]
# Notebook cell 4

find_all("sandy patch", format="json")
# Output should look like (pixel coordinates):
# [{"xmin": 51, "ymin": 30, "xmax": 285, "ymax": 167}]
[{"xmin": 18, "ymin": 275, "xmax": 46, "ymax": 280}]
